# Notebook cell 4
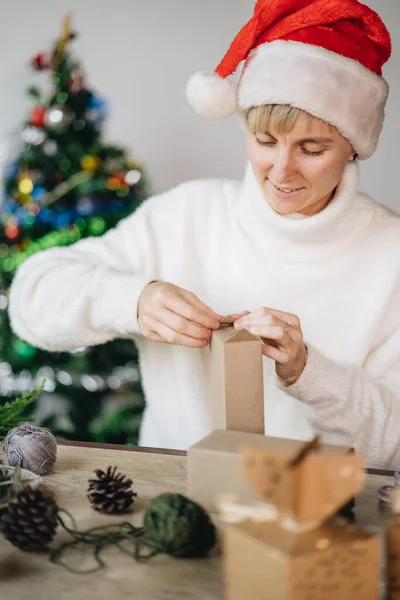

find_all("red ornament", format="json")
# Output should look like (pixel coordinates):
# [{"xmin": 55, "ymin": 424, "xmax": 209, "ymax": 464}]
[
  {"xmin": 5, "ymin": 224, "xmax": 19, "ymax": 240},
  {"xmin": 30, "ymin": 106, "xmax": 46, "ymax": 128},
  {"xmin": 111, "ymin": 172, "xmax": 126, "ymax": 185},
  {"xmin": 31, "ymin": 52, "xmax": 50, "ymax": 71}
]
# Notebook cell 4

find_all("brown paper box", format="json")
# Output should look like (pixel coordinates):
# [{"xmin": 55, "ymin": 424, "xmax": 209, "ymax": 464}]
[
  {"xmin": 224, "ymin": 519, "xmax": 379, "ymax": 600},
  {"xmin": 209, "ymin": 325, "xmax": 264, "ymax": 433},
  {"xmin": 386, "ymin": 520, "xmax": 400, "ymax": 599},
  {"xmin": 187, "ymin": 429, "xmax": 353, "ymax": 512}
]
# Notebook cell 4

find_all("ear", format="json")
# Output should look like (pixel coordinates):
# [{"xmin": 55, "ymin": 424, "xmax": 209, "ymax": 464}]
[{"xmin": 348, "ymin": 151, "xmax": 358, "ymax": 162}]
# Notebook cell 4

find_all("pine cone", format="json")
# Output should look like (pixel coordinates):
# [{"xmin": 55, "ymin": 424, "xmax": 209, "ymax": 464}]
[
  {"xmin": 87, "ymin": 466, "xmax": 137, "ymax": 514},
  {"xmin": 0, "ymin": 485, "xmax": 59, "ymax": 552}
]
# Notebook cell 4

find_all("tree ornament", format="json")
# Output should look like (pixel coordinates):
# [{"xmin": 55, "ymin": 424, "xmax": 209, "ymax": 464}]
[
  {"xmin": 43, "ymin": 140, "xmax": 58, "ymax": 156},
  {"xmin": 0, "ymin": 485, "xmax": 59, "ymax": 551},
  {"xmin": 50, "ymin": 14, "xmax": 74, "ymax": 72},
  {"xmin": 143, "ymin": 493, "xmax": 217, "ymax": 558},
  {"xmin": 44, "ymin": 104, "xmax": 75, "ymax": 133},
  {"xmin": 87, "ymin": 465, "xmax": 137, "ymax": 513},
  {"xmin": 30, "ymin": 52, "xmax": 50, "ymax": 71},
  {"xmin": 106, "ymin": 171, "xmax": 126, "ymax": 190},
  {"xmin": 80, "ymin": 155, "xmax": 101, "ymax": 172},
  {"xmin": 30, "ymin": 106, "xmax": 46, "ymax": 128},
  {"xmin": 18, "ymin": 177, "xmax": 34, "ymax": 196},
  {"xmin": 20, "ymin": 126, "xmax": 46, "ymax": 146},
  {"xmin": 84, "ymin": 94, "xmax": 109, "ymax": 126},
  {"xmin": 3, "ymin": 424, "xmax": 57, "ymax": 475},
  {"xmin": 5, "ymin": 223, "xmax": 19, "ymax": 240}
]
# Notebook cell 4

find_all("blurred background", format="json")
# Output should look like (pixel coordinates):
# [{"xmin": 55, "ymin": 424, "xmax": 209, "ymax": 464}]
[{"xmin": 0, "ymin": 0, "xmax": 398, "ymax": 446}]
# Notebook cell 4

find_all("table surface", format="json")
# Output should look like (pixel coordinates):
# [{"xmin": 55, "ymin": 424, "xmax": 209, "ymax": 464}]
[{"xmin": 0, "ymin": 441, "xmax": 395, "ymax": 600}]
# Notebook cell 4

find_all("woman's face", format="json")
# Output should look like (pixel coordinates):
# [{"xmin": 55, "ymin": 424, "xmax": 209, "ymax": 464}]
[{"xmin": 246, "ymin": 114, "xmax": 354, "ymax": 216}]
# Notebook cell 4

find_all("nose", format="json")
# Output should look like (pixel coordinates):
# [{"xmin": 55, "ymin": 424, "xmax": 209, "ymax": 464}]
[{"xmin": 270, "ymin": 149, "xmax": 297, "ymax": 185}]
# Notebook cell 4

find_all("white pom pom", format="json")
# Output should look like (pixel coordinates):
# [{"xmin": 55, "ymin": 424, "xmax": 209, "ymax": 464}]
[{"xmin": 185, "ymin": 71, "xmax": 237, "ymax": 119}]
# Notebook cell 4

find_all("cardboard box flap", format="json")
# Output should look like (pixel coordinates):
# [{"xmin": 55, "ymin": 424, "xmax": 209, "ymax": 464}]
[
  {"xmin": 294, "ymin": 454, "xmax": 364, "ymax": 523},
  {"xmin": 240, "ymin": 437, "xmax": 363, "ymax": 525}
]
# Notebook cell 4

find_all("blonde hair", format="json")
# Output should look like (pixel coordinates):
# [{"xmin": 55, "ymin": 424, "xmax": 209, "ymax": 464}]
[{"xmin": 246, "ymin": 104, "xmax": 336, "ymax": 135}]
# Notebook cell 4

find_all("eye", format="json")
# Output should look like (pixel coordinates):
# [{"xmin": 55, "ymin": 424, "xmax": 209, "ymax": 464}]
[
  {"xmin": 255, "ymin": 137, "xmax": 275, "ymax": 147},
  {"xmin": 301, "ymin": 148, "xmax": 325, "ymax": 156}
]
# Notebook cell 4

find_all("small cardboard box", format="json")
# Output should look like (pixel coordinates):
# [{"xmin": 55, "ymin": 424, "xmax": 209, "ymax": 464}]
[
  {"xmin": 222, "ymin": 438, "xmax": 373, "ymax": 600},
  {"xmin": 386, "ymin": 520, "xmax": 400, "ymax": 598},
  {"xmin": 187, "ymin": 429, "xmax": 353, "ymax": 512},
  {"xmin": 224, "ymin": 519, "xmax": 379, "ymax": 600},
  {"xmin": 209, "ymin": 325, "xmax": 264, "ymax": 434}
]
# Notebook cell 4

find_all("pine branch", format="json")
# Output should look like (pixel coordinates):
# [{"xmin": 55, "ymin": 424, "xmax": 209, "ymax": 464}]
[{"xmin": 0, "ymin": 382, "xmax": 44, "ymax": 439}]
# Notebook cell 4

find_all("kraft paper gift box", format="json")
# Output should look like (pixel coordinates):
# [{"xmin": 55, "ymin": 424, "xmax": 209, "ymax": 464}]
[
  {"xmin": 187, "ymin": 429, "xmax": 353, "ymax": 513},
  {"xmin": 386, "ymin": 488, "xmax": 400, "ymax": 599},
  {"xmin": 208, "ymin": 317, "xmax": 264, "ymax": 434},
  {"xmin": 222, "ymin": 439, "xmax": 379, "ymax": 600}
]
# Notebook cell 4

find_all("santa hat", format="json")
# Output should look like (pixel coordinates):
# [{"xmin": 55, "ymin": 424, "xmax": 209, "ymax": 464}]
[{"xmin": 186, "ymin": 0, "xmax": 391, "ymax": 159}]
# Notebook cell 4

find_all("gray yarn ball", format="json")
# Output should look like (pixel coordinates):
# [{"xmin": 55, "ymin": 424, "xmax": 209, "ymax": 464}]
[{"xmin": 3, "ymin": 424, "xmax": 57, "ymax": 475}]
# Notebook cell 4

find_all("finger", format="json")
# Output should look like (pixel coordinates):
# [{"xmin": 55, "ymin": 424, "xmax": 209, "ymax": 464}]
[
  {"xmin": 181, "ymin": 290, "xmax": 223, "ymax": 321},
  {"xmin": 162, "ymin": 293, "xmax": 221, "ymax": 329},
  {"xmin": 260, "ymin": 307, "xmax": 299, "ymax": 328},
  {"xmin": 153, "ymin": 321, "xmax": 210, "ymax": 348},
  {"xmin": 240, "ymin": 307, "xmax": 299, "ymax": 328},
  {"xmin": 235, "ymin": 317, "xmax": 302, "ymax": 344},
  {"xmin": 159, "ymin": 308, "xmax": 212, "ymax": 340},
  {"xmin": 218, "ymin": 311, "xmax": 250, "ymax": 326},
  {"xmin": 234, "ymin": 315, "xmax": 291, "ymax": 338},
  {"xmin": 230, "ymin": 311, "xmax": 251, "ymax": 321},
  {"xmin": 261, "ymin": 344, "xmax": 290, "ymax": 365},
  {"xmin": 244, "ymin": 324, "xmax": 293, "ymax": 347},
  {"xmin": 144, "ymin": 330, "xmax": 165, "ymax": 343},
  {"xmin": 236, "ymin": 317, "xmax": 281, "ymax": 327}
]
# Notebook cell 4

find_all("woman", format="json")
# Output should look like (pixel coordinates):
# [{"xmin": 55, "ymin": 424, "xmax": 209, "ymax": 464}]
[{"xmin": 9, "ymin": 0, "xmax": 400, "ymax": 468}]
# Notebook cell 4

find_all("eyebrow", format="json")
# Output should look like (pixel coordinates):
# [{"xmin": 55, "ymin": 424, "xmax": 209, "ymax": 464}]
[{"xmin": 263, "ymin": 131, "xmax": 333, "ymax": 145}]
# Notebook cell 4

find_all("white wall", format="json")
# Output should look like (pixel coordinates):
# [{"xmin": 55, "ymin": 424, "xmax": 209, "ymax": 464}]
[{"xmin": 0, "ymin": 0, "xmax": 399, "ymax": 210}]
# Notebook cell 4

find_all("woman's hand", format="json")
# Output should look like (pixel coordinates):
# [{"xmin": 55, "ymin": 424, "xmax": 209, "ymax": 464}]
[
  {"xmin": 233, "ymin": 307, "xmax": 307, "ymax": 385},
  {"xmin": 138, "ymin": 281, "xmax": 223, "ymax": 348}
]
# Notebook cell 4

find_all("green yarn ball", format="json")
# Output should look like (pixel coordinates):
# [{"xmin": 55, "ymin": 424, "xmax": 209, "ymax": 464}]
[{"xmin": 143, "ymin": 493, "xmax": 217, "ymax": 558}]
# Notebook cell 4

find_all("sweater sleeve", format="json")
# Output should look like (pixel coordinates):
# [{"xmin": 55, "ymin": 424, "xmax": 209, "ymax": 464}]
[
  {"xmin": 8, "ymin": 187, "xmax": 180, "ymax": 352},
  {"xmin": 277, "ymin": 324, "xmax": 400, "ymax": 469}
]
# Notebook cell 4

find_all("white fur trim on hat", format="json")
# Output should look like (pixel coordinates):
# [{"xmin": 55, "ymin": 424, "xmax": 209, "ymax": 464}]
[
  {"xmin": 186, "ymin": 71, "xmax": 237, "ymax": 119},
  {"xmin": 238, "ymin": 40, "xmax": 389, "ymax": 159}
]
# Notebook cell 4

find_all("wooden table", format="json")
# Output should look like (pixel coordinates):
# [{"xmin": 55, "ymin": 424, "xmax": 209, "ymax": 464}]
[{"xmin": 0, "ymin": 442, "xmax": 395, "ymax": 599}]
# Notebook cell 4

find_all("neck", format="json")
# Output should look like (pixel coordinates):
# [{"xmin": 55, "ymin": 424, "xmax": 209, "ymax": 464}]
[{"xmin": 297, "ymin": 187, "xmax": 336, "ymax": 216}]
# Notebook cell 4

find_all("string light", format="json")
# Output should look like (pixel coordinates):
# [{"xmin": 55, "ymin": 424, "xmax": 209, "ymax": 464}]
[{"xmin": 0, "ymin": 360, "xmax": 140, "ymax": 396}]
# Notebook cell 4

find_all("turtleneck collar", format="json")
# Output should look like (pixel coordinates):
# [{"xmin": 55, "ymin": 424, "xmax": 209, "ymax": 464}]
[{"xmin": 235, "ymin": 161, "xmax": 376, "ymax": 263}]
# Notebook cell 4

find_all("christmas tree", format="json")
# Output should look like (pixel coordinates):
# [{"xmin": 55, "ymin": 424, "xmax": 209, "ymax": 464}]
[{"xmin": 0, "ymin": 16, "xmax": 148, "ymax": 444}]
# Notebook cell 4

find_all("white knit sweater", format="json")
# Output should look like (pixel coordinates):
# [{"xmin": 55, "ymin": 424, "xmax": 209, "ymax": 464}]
[{"xmin": 9, "ymin": 162, "xmax": 400, "ymax": 468}]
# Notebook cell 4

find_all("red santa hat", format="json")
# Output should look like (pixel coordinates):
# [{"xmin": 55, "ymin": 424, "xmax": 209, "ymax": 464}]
[{"xmin": 186, "ymin": 0, "xmax": 391, "ymax": 159}]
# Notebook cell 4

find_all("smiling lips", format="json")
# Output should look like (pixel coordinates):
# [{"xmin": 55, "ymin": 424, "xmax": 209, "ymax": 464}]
[
  {"xmin": 268, "ymin": 180, "xmax": 304, "ymax": 197},
  {"xmin": 270, "ymin": 180, "xmax": 302, "ymax": 192}
]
